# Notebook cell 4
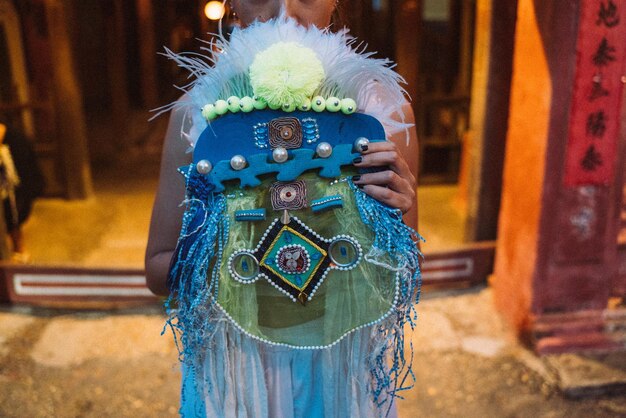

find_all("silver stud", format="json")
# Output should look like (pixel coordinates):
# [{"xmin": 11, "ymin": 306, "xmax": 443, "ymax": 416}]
[
  {"xmin": 354, "ymin": 137, "xmax": 370, "ymax": 152},
  {"xmin": 196, "ymin": 159, "xmax": 212, "ymax": 174},
  {"xmin": 272, "ymin": 147, "xmax": 289, "ymax": 163},
  {"xmin": 230, "ymin": 155, "xmax": 247, "ymax": 170},
  {"xmin": 316, "ymin": 142, "xmax": 333, "ymax": 158}
]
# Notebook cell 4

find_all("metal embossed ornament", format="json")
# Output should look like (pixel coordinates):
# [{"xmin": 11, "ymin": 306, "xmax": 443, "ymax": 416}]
[
  {"xmin": 270, "ymin": 180, "xmax": 308, "ymax": 211},
  {"xmin": 269, "ymin": 117, "xmax": 303, "ymax": 149}
]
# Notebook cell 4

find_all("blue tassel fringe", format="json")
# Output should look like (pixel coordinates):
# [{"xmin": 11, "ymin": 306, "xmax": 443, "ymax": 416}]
[{"xmin": 349, "ymin": 180, "xmax": 424, "ymax": 417}]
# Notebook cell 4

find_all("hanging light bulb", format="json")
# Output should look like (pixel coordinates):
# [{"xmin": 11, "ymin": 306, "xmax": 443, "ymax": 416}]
[{"xmin": 204, "ymin": 1, "xmax": 225, "ymax": 20}]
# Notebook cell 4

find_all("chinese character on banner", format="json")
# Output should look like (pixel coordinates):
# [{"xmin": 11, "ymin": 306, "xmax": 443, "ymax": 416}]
[
  {"xmin": 580, "ymin": 145, "xmax": 603, "ymax": 171},
  {"xmin": 586, "ymin": 110, "xmax": 608, "ymax": 138},
  {"xmin": 592, "ymin": 37, "xmax": 617, "ymax": 66},
  {"xmin": 563, "ymin": 0, "xmax": 626, "ymax": 186},
  {"xmin": 597, "ymin": 0, "xmax": 620, "ymax": 27}
]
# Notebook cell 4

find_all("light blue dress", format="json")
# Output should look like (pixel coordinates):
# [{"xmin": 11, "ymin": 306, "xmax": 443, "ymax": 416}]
[{"xmin": 179, "ymin": 313, "xmax": 399, "ymax": 418}]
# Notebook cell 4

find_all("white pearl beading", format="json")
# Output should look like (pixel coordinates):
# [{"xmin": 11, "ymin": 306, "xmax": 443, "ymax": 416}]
[
  {"xmin": 212, "ymin": 268, "xmax": 401, "ymax": 351},
  {"xmin": 272, "ymin": 147, "xmax": 289, "ymax": 163},
  {"xmin": 196, "ymin": 159, "xmax": 212, "ymax": 174},
  {"xmin": 230, "ymin": 155, "xmax": 247, "ymax": 170},
  {"xmin": 225, "ymin": 217, "xmax": 363, "ymax": 303},
  {"xmin": 227, "ymin": 251, "xmax": 261, "ymax": 283},
  {"xmin": 311, "ymin": 195, "xmax": 343, "ymax": 207},
  {"xmin": 275, "ymin": 244, "xmax": 311, "ymax": 275},
  {"xmin": 315, "ymin": 142, "xmax": 333, "ymax": 158}
]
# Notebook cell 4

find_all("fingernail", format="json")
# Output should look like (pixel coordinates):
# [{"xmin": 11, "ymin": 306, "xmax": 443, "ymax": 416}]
[
  {"xmin": 353, "ymin": 157, "xmax": 362, "ymax": 164},
  {"xmin": 360, "ymin": 145, "xmax": 368, "ymax": 152},
  {"xmin": 352, "ymin": 175, "xmax": 361, "ymax": 182}
]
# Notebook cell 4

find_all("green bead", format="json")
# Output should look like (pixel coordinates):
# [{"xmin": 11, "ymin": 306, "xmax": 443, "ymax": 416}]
[
  {"xmin": 253, "ymin": 96, "xmax": 267, "ymax": 110},
  {"xmin": 298, "ymin": 98, "xmax": 312, "ymax": 111},
  {"xmin": 282, "ymin": 102, "xmax": 296, "ymax": 112},
  {"xmin": 227, "ymin": 96, "xmax": 241, "ymax": 113},
  {"xmin": 201, "ymin": 104, "xmax": 217, "ymax": 121},
  {"xmin": 240, "ymin": 96, "xmax": 254, "ymax": 112},
  {"xmin": 214, "ymin": 99, "xmax": 228, "ymax": 115},
  {"xmin": 341, "ymin": 98, "xmax": 357, "ymax": 114},
  {"xmin": 311, "ymin": 96, "xmax": 326, "ymax": 112},
  {"xmin": 268, "ymin": 101, "xmax": 282, "ymax": 110},
  {"xmin": 326, "ymin": 97, "xmax": 341, "ymax": 112}
]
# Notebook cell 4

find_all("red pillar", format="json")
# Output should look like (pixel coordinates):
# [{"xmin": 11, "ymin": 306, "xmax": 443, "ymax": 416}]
[{"xmin": 493, "ymin": 0, "xmax": 626, "ymax": 354}]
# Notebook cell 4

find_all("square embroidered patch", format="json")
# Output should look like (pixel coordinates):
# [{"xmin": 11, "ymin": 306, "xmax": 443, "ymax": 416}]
[
  {"xmin": 270, "ymin": 181, "xmax": 308, "ymax": 211},
  {"xmin": 269, "ymin": 117, "xmax": 303, "ymax": 149}
]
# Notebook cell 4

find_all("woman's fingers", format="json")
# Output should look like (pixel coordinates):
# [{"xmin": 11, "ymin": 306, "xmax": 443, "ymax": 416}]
[
  {"xmin": 353, "ymin": 170, "xmax": 416, "ymax": 211},
  {"xmin": 353, "ymin": 170, "xmax": 407, "ymax": 190},
  {"xmin": 353, "ymin": 141, "xmax": 416, "ymax": 187},
  {"xmin": 351, "ymin": 140, "xmax": 417, "ymax": 214}
]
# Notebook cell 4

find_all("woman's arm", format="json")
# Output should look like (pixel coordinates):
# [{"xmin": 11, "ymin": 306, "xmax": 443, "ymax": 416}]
[
  {"xmin": 145, "ymin": 106, "xmax": 192, "ymax": 296},
  {"xmin": 352, "ymin": 103, "xmax": 419, "ymax": 230}
]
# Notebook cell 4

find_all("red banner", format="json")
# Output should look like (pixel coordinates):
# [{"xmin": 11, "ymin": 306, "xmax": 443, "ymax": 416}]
[{"xmin": 564, "ymin": 0, "xmax": 626, "ymax": 186}]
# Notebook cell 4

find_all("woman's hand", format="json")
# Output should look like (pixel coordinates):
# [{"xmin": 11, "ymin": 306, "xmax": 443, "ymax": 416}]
[{"xmin": 352, "ymin": 140, "xmax": 417, "ymax": 215}]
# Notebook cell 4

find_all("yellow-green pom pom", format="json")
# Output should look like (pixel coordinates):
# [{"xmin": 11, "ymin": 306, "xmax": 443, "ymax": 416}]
[
  {"xmin": 268, "ymin": 102, "xmax": 282, "ymax": 110},
  {"xmin": 215, "ymin": 100, "xmax": 228, "ymax": 115},
  {"xmin": 249, "ymin": 42, "xmax": 325, "ymax": 109},
  {"xmin": 227, "ymin": 96, "xmax": 240, "ymax": 113}
]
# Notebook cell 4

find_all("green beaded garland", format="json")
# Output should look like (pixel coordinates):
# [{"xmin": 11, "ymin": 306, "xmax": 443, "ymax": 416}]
[
  {"xmin": 240, "ymin": 96, "xmax": 255, "ymax": 112},
  {"xmin": 253, "ymin": 96, "xmax": 268, "ymax": 110},
  {"xmin": 326, "ymin": 97, "xmax": 341, "ymax": 112},
  {"xmin": 227, "ymin": 96, "xmax": 241, "ymax": 113},
  {"xmin": 214, "ymin": 99, "xmax": 229, "ymax": 115},
  {"xmin": 201, "ymin": 104, "xmax": 217, "ymax": 121},
  {"xmin": 268, "ymin": 101, "xmax": 282, "ymax": 110},
  {"xmin": 311, "ymin": 96, "xmax": 326, "ymax": 112},
  {"xmin": 341, "ymin": 98, "xmax": 357, "ymax": 115},
  {"xmin": 298, "ymin": 98, "xmax": 312, "ymax": 111},
  {"xmin": 282, "ymin": 102, "xmax": 296, "ymax": 112}
]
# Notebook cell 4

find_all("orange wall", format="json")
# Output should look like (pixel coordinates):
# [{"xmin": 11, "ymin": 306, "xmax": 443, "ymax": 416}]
[{"xmin": 492, "ymin": 0, "xmax": 551, "ymax": 332}]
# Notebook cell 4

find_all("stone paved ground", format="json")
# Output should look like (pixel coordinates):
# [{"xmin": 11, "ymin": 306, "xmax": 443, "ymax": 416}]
[{"xmin": 1, "ymin": 286, "xmax": 625, "ymax": 418}]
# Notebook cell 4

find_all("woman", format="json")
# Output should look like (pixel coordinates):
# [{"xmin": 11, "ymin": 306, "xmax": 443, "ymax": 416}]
[{"xmin": 146, "ymin": 1, "xmax": 420, "ymax": 416}]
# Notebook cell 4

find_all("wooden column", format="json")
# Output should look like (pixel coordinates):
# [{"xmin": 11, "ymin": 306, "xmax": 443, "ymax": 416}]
[
  {"xmin": 45, "ymin": 0, "xmax": 93, "ymax": 199},
  {"xmin": 136, "ymin": 0, "xmax": 159, "ymax": 109},
  {"xmin": 0, "ymin": 125, "xmax": 11, "ymax": 260},
  {"xmin": 0, "ymin": 0, "xmax": 35, "ymax": 137},
  {"xmin": 106, "ymin": 0, "xmax": 129, "ymax": 146},
  {"xmin": 394, "ymin": 0, "xmax": 421, "ymax": 107},
  {"xmin": 493, "ymin": 0, "xmax": 626, "ymax": 354},
  {"xmin": 464, "ymin": 0, "xmax": 517, "ymax": 241}
]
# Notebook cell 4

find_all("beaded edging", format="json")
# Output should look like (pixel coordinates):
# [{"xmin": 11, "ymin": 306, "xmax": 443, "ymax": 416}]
[{"xmin": 226, "ymin": 216, "xmax": 363, "ymax": 304}]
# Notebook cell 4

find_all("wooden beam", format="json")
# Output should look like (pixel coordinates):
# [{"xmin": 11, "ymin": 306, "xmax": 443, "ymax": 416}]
[
  {"xmin": 106, "ymin": 0, "xmax": 130, "ymax": 147},
  {"xmin": 136, "ymin": 0, "xmax": 159, "ymax": 109},
  {"xmin": 45, "ymin": 0, "xmax": 93, "ymax": 199},
  {"xmin": 464, "ymin": 0, "xmax": 517, "ymax": 242}
]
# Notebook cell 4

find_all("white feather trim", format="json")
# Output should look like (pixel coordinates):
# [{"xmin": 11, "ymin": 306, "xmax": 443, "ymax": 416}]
[{"xmin": 156, "ymin": 17, "xmax": 411, "ymax": 146}]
